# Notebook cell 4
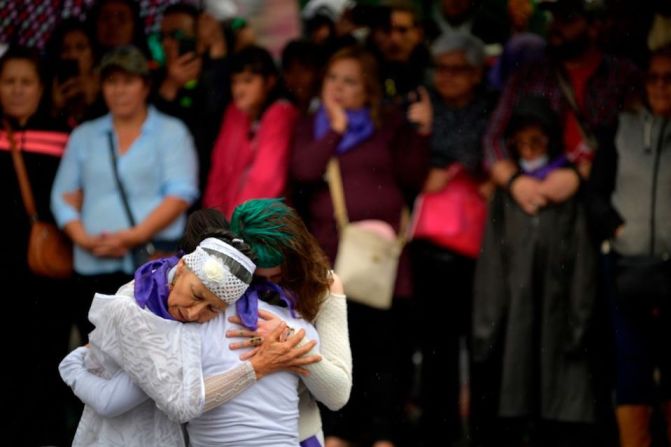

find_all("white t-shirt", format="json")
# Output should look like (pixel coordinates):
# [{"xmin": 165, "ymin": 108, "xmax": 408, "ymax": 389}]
[{"xmin": 189, "ymin": 301, "xmax": 319, "ymax": 447}]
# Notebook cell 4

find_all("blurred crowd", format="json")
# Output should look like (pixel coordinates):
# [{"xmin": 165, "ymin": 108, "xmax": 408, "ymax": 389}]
[{"xmin": 1, "ymin": 0, "xmax": 670, "ymax": 446}]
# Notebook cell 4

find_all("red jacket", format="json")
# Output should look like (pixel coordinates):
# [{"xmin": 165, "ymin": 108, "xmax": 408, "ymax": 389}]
[{"xmin": 203, "ymin": 100, "xmax": 298, "ymax": 217}]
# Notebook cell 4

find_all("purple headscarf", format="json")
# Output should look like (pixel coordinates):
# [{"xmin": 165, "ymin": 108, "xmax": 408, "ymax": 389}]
[{"xmin": 134, "ymin": 256, "xmax": 181, "ymax": 320}]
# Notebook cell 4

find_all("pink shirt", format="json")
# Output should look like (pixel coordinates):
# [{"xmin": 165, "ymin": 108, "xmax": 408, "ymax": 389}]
[{"xmin": 203, "ymin": 100, "xmax": 298, "ymax": 217}]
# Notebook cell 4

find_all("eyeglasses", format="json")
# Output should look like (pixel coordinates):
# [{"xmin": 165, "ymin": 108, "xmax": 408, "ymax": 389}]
[
  {"xmin": 433, "ymin": 63, "xmax": 474, "ymax": 76},
  {"xmin": 645, "ymin": 72, "xmax": 671, "ymax": 86}
]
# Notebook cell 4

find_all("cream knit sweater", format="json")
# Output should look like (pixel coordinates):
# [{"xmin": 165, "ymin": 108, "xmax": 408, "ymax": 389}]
[{"xmin": 298, "ymin": 291, "xmax": 353, "ymax": 441}]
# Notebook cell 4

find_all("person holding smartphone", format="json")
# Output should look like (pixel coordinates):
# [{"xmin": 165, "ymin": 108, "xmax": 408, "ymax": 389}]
[
  {"xmin": 46, "ymin": 19, "xmax": 104, "ymax": 129},
  {"xmin": 154, "ymin": 3, "xmax": 230, "ymax": 199}
]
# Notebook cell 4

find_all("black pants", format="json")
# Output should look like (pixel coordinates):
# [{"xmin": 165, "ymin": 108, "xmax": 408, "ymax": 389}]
[
  {"xmin": 2, "ymin": 269, "xmax": 75, "ymax": 447},
  {"xmin": 323, "ymin": 299, "xmax": 407, "ymax": 445},
  {"xmin": 412, "ymin": 241, "xmax": 475, "ymax": 446}
]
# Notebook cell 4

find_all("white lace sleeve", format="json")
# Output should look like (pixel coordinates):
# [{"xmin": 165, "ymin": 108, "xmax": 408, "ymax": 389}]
[
  {"xmin": 88, "ymin": 289, "xmax": 205, "ymax": 423},
  {"xmin": 59, "ymin": 347, "xmax": 150, "ymax": 417},
  {"xmin": 202, "ymin": 361, "xmax": 257, "ymax": 412},
  {"xmin": 300, "ymin": 292, "xmax": 353, "ymax": 410}
]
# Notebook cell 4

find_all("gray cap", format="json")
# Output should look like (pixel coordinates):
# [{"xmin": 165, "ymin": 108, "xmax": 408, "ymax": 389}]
[{"xmin": 99, "ymin": 46, "xmax": 149, "ymax": 78}]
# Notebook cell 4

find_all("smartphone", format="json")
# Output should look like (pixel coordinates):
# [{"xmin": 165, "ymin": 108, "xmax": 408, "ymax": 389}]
[
  {"xmin": 56, "ymin": 59, "xmax": 79, "ymax": 83},
  {"xmin": 178, "ymin": 37, "xmax": 197, "ymax": 56}
]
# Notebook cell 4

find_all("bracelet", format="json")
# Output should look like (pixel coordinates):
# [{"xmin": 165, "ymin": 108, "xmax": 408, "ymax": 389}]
[{"xmin": 506, "ymin": 171, "xmax": 522, "ymax": 191}]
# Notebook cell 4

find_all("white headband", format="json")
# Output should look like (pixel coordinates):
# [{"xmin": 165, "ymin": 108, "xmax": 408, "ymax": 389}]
[{"xmin": 182, "ymin": 238, "xmax": 255, "ymax": 304}]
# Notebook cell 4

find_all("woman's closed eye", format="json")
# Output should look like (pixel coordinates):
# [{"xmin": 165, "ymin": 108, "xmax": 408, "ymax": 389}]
[{"xmin": 193, "ymin": 294, "xmax": 216, "ymax": 312}]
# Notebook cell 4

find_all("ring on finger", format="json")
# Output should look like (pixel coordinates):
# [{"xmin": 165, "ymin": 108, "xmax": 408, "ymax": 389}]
[{"xmin": 250, "ymin": 336, "xmax": 263, "ymax": 347}]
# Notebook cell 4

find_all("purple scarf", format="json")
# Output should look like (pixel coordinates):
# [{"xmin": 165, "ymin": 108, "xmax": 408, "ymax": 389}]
[
  {"xmin": 134, "ymin": 256, "xmax": 180, "ymax": 320},
  {"xmin": 236, "ymin": 280, "xmax": 297, "ymax": 330},
  {"xmin": 300, "ymin": 436, "xmax": 322, "ymax": 447},
  {"xmin": 522, "ymin": 154, "xmax": 569, "ymax": 180},
  {"xmin": 313, "ymin": 105, "xmax": 374, "ymax": 155}
]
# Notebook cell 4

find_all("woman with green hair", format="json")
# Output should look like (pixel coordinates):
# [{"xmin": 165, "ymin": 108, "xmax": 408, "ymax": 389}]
[{"xmin": 225, "ymin": 198, "xmax": 353, "ymax": 447}]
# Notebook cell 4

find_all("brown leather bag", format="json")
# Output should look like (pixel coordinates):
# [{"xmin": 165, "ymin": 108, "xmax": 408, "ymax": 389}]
[{"xmin": 6, "ymin": 123, "xmax": 73, "ymax": 279}]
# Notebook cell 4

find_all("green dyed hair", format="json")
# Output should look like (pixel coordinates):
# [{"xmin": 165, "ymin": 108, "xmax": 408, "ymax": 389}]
[{"xmin": 229, "ymin": 199, "xmax": 294, "ymax": 268}]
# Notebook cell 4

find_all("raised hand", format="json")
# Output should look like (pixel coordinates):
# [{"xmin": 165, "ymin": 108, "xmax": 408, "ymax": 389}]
[
  {"xmin": 406, "ymin": 86, "xmax": 433, "ymax": 136},
  {"xmin": 323, "ymin": 91, "xmax": 348, "ymax": 134}
]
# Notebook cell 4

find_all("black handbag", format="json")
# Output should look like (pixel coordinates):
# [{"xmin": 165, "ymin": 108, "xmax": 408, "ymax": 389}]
[{"xmin": 107, "ymin": 132, "xmax": 179, "ymax": 268}]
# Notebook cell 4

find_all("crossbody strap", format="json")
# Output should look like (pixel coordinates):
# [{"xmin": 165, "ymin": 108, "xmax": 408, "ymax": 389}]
[
  {"xmin": 326, "ymin": 157, "xmax": 410, "ymax": 244},
  {"xmin": 650, "ymin": 118, "xmax": 668, "ymax": 256},
  {"xmin": 556, "ymin": 70, "xmax": 598, "ymax": 152},
  {"xmin": 326, "ymin": 158, "xmax": 350, "ymax": 231},
  {"xmin": 5, "ymin": 121, "xmax": 38, "ymax": 220},
  {"xmin": 107, "ymin": 131, "xmax": 137, "ymax": 227}
]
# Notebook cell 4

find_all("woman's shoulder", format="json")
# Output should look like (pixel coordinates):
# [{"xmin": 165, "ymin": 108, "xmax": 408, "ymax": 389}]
[
  {"xmin": 327, "ymin": 271, "xmax": 345, "ymax": 296},
  {"xmin": 264, "ymin": 100, "xmax": 298, "ymax": 120},
  {"xmin": 69, "ymin": 113, "xmax": 109, "ymax": 139},
  {"xmin": 151, "ymin": 107, "xmax": 191, "ymax": 135}
]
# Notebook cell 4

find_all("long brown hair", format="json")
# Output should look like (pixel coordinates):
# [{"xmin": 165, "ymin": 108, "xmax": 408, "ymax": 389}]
[
  {"xmin": 325, "ymin": 45, "xmax": 382, "ymax": 124},
  {"xmin": 230, "ymin": 199, "xmax": 331, "ymax": 322},
  {"xmin": 277, "ymin": 210, "xmax": 331, "ymax": 322}
]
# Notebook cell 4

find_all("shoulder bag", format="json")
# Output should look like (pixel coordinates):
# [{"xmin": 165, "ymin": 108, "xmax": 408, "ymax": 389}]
[
  {"xmin": 409, "ymin": 164, "xmax": 487, "ymax": 258},
  {"xmin": 7, "ymin": 122, "xmax": 73, "ymax": 279},
  {"xmin": 326, "ymin": 158, "xmax": 408, "ymax": 310}
]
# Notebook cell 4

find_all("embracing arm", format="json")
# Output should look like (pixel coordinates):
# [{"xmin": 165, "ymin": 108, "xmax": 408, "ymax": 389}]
[
  {"xmin": 204, "ymin": 322, "xmax": 320, "ymax": 412},
  {"xmin": 299, "ymin": 280, "xmax": 352, "ymax": 411},
  {"xmin": 59, "ymin": 347, "xmax": 149, "ymax": 417}
]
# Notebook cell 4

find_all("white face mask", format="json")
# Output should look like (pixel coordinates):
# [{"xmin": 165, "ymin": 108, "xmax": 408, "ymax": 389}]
[{"xmin": 520, "ymin": 154, "xmax": 549, "ymax": 173}]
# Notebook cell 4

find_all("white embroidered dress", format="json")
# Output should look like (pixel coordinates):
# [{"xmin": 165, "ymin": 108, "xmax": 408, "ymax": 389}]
[{"xmin": 72, "ymin": 282, "xmax": 204, "ymax": 447}]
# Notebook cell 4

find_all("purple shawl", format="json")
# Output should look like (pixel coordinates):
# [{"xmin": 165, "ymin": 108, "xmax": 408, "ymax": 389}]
[
  {"xmin": 133, "ymin": 256, "xmax": 180, "ymax": 320},
  {"xmin": 313, "ymin": 105, "xmax": 374, "ymax": 155},
  {"xmin": 236, "ymin": 280, "xmax": 297, "ymax": 330},
  {"xmin": 522, "ymin": 154, "xmax": 569, "ymax": 180}
]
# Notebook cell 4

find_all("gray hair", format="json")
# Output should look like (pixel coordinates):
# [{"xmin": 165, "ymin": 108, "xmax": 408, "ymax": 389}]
[{"xmin": 431, "ymin": 32, "xmax": 486, "ymax": 68}]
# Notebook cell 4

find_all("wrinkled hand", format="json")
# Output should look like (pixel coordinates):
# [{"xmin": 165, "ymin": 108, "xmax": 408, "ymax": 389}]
[
  {"xmin": 406, "ymin": 86, "xmax": 432, "ymax": 135},
  {"xmin": 510, "ymin": 175, "xmax": 546, "ymax": 215},
  {"xmin": 227, "ymin": 309, "xmax": 287, "ymax": 344},
  {"xmin": 539, "ymin": 168, "xmax": 580, "ymax": 204},
  {"xmin": 243, "ymin": 323, "xmax": 321, "ymax": 379}
]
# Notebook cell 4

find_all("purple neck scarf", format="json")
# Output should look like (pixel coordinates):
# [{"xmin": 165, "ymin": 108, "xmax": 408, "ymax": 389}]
[
  {"xmin": 313, "ymin": 105, "xmax": 374, "ymax": 155},
  {"xmin": 134, "ymin": 256, "xmax": 181, "ymax": 320},
  {"xmin": 522, "ymin": 154, "xmax": 569, "ymax": 180},
  {"xmin": 300, "ymin": 436, "xmax": 322, "ymax": 447},
  {"xmin": 236, "ymin": 280, "xmax": 297, "ymax": 330}
]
